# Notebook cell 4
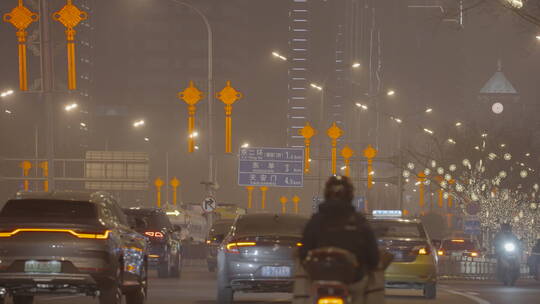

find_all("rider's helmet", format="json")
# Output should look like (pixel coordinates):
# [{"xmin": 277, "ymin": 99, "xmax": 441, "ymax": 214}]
[{"xmin": 324, "ymin": 175, "xmax": 354, "ymax": 204}]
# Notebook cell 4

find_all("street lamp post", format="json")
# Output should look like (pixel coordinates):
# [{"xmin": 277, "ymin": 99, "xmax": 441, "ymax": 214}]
[{"xmin": 172, "ymin": 1, "xmax": 215, "ymax": 198}]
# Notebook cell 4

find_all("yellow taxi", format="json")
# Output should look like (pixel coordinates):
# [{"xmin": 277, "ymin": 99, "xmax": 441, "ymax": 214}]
[{"xmin": 369, "ymin": 210, "xmax": 438, "ymax": 299}]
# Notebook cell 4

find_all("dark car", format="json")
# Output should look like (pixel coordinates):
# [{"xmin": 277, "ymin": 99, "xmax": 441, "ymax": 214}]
[
  {"xmin": 123, "ymin": 208, "xmax": 182, "ymax": 278},
  {"xmin": 0, "ymin": 192, "xmax": 148, "ymax": 304},
  {"xmin": 217, "ymin": 213, "xmax": 307, "ymax": 304},
  {"xmin": 206, "ymin": 220, "xmax": 234, "ymax": 272}
]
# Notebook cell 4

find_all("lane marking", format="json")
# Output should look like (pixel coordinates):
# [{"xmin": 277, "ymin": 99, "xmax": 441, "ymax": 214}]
[{"xmin": 443, "ymin": 288, "xmax": 491, "ymax": 304}]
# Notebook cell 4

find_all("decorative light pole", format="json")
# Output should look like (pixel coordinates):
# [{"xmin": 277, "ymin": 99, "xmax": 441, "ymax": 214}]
[
  {"xmin": 3, "ymin": 0, "xmax": 39, "ymax": 91},
  {"xmin": 52, "ymin": 0, "xmax": 88, "ymax": 90},
  {"xmin": 363, "ymin": 145, "xmax": 377, "ymax": 189},
  {"xmin": 216, "ymin": 81, "xmax": 243, "ymax": 153},
  {"xmin": 327, "ymin": 122, "xmax": 343, "ymax": 175},
  {"xmin": 341, "ymin": 145, "xmax": 354, "ymax": 177},
  {"xmin": 178, "ymin": 81, "xmax": 203, "ymax": 152},
  {"xmin": 299, "ymin": 122, "xmax": 316, "ymax": 173}
]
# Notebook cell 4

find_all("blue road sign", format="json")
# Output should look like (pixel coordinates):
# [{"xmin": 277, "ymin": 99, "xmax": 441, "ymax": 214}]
[{"xmin": 238, "ymin": 147, "xmax": 304, "ymax": 187}]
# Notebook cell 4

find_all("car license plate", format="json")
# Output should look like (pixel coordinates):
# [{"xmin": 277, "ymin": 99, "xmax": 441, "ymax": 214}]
[
  {"xmin": 261, "ymin": 266, "xmax": 291, "ymax": 277},
  {"xmin": 24, "ymin": 261, "xmax": 61, "ymax": 273}
]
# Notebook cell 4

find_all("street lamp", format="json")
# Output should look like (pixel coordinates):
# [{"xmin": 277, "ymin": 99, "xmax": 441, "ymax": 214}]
[
  {"xmin": 4, "ymin": 109, "xmax": 13, "ymax": 115},
  {"xmin": 386, "ymin": 89, "xmax": 396, "ymax": 97},
  {"xmin": 189, "ymin": 131, "xmax": 199, "ymax": 138},
  {"xmin": 536, "ymin": 35, "xmax": 540, "ymax": 40},
  {"xmin": 455, "ymin": 121, "xmax": 463, "ymax": 127},
  {"xmin": 241, "ymin": 142, "xmax": 250, "ymax": 148},
  {"xmin": 447, "ymin": 138, "xmax": 457, "ymax": 144},
  {"xmin": 423, "ymin": 128, "xmax": 434, "ymax": 135},
  {"xmin": 144, "ymin": 137, "xmax": 150, "ymax": 142},
  {"xmin": 0, "ymin": 89, "xmax": 14, "ymax": 98},
  {"xmin": 355, "ymin": 103, "xmax": 368, "ymax": 110},
  {"xmin": 133, "ymin": 120, "xmax": 145, "ymax": 128},
  {"xmin": 310, "ymin": 83, "xmax": 323, "ymax": 91},
  {"xmin": 64, "ymin": 103, "xmax": 78, "ymax": 112},
  {"xmin": 352, "ymin": 62, "xmax": 361, "ymax": 68},
  {"xmin": 425, "ymin": 107, "xmax": 433, "ymax": 113},
  {"xmin": 272, "ymin": 51, "xmax": 287, "ymax": 61}
]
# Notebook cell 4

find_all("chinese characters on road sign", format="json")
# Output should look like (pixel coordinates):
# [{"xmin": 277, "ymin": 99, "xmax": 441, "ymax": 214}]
[{"xmin": 238, "ymin": 147, "xmax": 304, "ymax": 187}]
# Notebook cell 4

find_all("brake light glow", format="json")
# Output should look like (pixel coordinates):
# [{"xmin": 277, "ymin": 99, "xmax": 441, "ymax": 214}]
[
  {"xmin": 318, "ymin": 297, "xmax": 344, "ymax": 304},
  {"xmin": 225, "ymin": 242, "xmax": 256, "ymax": 253},
  {"xmin": 296, "ymin": 242, "xmax": 303, "ymax": 247},
  {"xmin": 470, "ymin": 252, "xmax": 479, "ymax": 257},
  {"xmin": 145, "ymin": 231, "xmax": 164, "ymax": 238},
  {"xmin": 0, "ymin": 228, "xmax": 110, "ymax": 239},
  {"xmin": 451, "ymin": 239, "xmax": 465, "ymax": 243}
]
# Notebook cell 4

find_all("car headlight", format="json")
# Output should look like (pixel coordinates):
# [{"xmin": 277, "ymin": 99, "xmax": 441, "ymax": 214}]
[{"xmin": 504, "ymin": 242, "xmax": 516, "ymax": 252}]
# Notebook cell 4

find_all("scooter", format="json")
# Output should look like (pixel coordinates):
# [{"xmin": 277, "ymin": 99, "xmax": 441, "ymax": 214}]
[
  {"xmin": 303, "ymin": 247, "xmax": 359, "ymax": 304},
  {"xmin": 497, "ymin": 242, "xmax": 520, "ymax": 286}
]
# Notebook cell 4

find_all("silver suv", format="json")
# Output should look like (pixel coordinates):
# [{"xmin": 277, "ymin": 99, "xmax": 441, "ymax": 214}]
[
  {"xmin": 0, "ymin": 192, "xmax": 148, "ymax": 304},
  {"xmin": 217, "ymin": 213, "xmax": 307, "ymax": 303}
]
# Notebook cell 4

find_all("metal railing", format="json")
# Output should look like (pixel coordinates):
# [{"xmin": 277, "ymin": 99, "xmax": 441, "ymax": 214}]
[{"xmin": 438, "ymin": 256, "xmax": 532, "ymax": 280}]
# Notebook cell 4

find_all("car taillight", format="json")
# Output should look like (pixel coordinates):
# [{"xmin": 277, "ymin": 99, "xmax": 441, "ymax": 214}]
[
  {"xmin": 413, "ymin": 246, "xmax": 430, "ymax": 255},
  {"xmin": 145, "ymin": 231, "xmax": 164, "ymax": 238},
  {"xmin": 318, "ymin": 297, "xmax": 344, "ymax": 304},
  {"xmin": 0, "ymin": 228, "xmax": 110, "ymax": 240},
  {"xmin": 225, "ymin": 241, "xmax": 256, "ymax": 253}
]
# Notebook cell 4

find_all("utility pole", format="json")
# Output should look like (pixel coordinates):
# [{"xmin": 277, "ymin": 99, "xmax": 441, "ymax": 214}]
[{"xmin": 39, "ymin": 0, "xmax": 55, "ymax": 191}]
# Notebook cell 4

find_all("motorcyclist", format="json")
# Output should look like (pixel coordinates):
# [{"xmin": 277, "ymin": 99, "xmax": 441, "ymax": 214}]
[
  {"xmin": 298, "ymin": 176, "xmax": 380, "ymax": 303},
  {"xmin": 493, "ymin": 223, "xmax": 520, "ymax": 281},
  {"xmin": 493, "ymin": 223, "xmax": 520, "ymax": 256}
]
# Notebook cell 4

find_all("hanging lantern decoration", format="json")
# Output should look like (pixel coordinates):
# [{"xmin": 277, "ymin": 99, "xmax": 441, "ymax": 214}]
[
  {"xmin": 504, "ymin": 153, "xmax": 512, "ymax": 161},
  {"xmin": 499, "ymin": 171, "xmax": 507, "ymax": 178},
  {"xmin": 178, "ymin": 81, "xmax": 203, "ymax": 153},
  {"xmin": 3, "ymin": 0, "xmax": 39, "ymax": 91},
  {"xmin": 53, "ymin": 0, "xmax": 88, "ymax": 90},
  {"xmin": 407, "ymin": 162, "xmax": 415, "ymax": 170},
  {"xmin": 424, "ymin": 168, "xmax": 431, "ymax": 176},
  {"xmin": 363, "ymin": 144, "xmax": 377, "ymax": 189},
  {"xmin": 430, "ymin": 160, "xmax": 437, "ymax": 168},
  {"xmin": 437, "ymin": 167, "xmax": 444, "ymax": 175},
  {"xmin": 449, "ymin": 164, "xmax": 457, "ymax": 172},
  {"xmin": 520, "ymin": 170, "xmax": 528, "ymax": 178},
  {"xmin": 216, "ymin": 81, "xmax": 243, "ymax": 153},
  {"xmin": 327, "ymin": 123, "xmax": 344, "ymax": 176},
  {"xmin": 299, "ymin": 122, "xmax": 316, "ymax": 173},
  {"xmin": 488, "ymin": 153, "xmax": 497, "ymax": 160},
  {"xmin": 403, "ymin": 170, "xmax": 411, "ymax": 178},
  {"xmin": 341, "ymin": 145, "xmax": 354, "ymax": 177}
]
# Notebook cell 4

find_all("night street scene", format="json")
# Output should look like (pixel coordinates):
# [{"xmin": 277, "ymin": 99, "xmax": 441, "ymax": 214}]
[{"xmin": 1, "ymin": 0, "xmax": 540, "ymax": 304}]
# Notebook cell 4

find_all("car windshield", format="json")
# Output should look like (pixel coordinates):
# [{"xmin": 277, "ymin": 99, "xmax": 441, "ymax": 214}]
[
  {"xmin": 0, "ymin": 199, "xmax": 97, "ymax": 220},
  {"xmin": 441, "ymin": 239, "xmax": 477, "ymax": 251},
  {"xmin": 235, "ymin": 215, "xmax": 307, "ymax": 236},
  {"xmin": 371, "ymin": 221, "xmax": 425, "ymax": 239},
  {"xmin": 124, "ymin": 210, "xmax": 171, "ymax": 230}
]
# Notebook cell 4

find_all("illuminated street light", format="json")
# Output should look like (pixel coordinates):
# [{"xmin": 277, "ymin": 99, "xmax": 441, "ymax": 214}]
[
  {"xmin": 133, "ymin": 120, "xmax": 145, "ymax": 128},
  {"xmin": 355, "ymin": 103, "xmax": 368, "ymax": 110},
  {"xmin": 5, "ymin": 109, "xmax": 12, "ymax": 115},
  {"xmin": 352, "ymin": 62, "xmax": 361, "ymax": 68},
  {"xmin": 310, "ymin": 83, "xmax": 323, "ymax": 91},
  {"xmin": 64, "ymin": 103, "xmax": 78, "ymax": 112},
  {"xmin": 194, "ymin": 145, "xmax": 200, "ymax": 150},
  {"xmin": 423, "ymin": 128, "xmax": 434, "ymax": 135},
  {"xmin": 144, "ymin": 137, "xmax": 150, "ymax": 142},
  {"xmin": 425, "ymin": 107, "xmax": 433, "ymax": 113},
  {"xmin": 525, "ymin": 153, "xmax": 531, "ymax": 157},
  {"xmin": 447, "ymin": 138, "xmax": 456, "ymax": 144},
  {"xmin": 271, "ymin": 51, "xmax": 287, "ymax": 61},
  {"xmin": 507, "ymin": 0, "xmax": 523, "ymax": 9},
  {"xmin": 536, "ymin": 35, "xmax": 540, "ymax": 40},
  {"xmin": 189, "ymin": 131, "xmax": 199, "ymax": 139},
  {"xmin": 80, "ymin": 122, "xmax": 87, "ymax": 128},
  {"xmin": 241, "ymin": 142, "xmax": 250, "ymax": 148},
  {"xmin": 386, "ymin": 90, "xmax": 396, "ymax": 96},
  {"xmin": 0, "ymin": 89, "xmax": 14, "ymax": 98},
  {"xmin": 455, "ymin": 122, "xmax": 462, "ymax": 127},
  {"xmin": 391, "ymin": 116, "xmax": 402, "ymax": 124},
  {"xmin": 481, "ymin": 133, "xmax": 488, "ymax": 138}
]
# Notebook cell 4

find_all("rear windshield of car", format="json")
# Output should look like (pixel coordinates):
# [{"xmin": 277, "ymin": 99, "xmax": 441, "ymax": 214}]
[
  {"xmin": 235, "ymin": 215, "xmax": 307, "ymax": 236},
  {"xmin": 209, "ymin": 221, "xmax": 234, "ymax": 236},
  {"xmin": 370, "ymin": 220, "xmax": 426, "ymax": 239},
  {"xmin": 0, "ymin": 199, "xmax": 97, "ymax": 220},
  {"xmin": 124, "ymin": 210, "xmax": 171, "ymax": 230},
  {"xmin": 441, "ymin": 239, "xmax": 476, "ymax": 251}
]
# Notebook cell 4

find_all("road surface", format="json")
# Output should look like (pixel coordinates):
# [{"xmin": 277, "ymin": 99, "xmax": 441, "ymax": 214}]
[{"xmin": 6, "ymin": 261, "xmax": 540, "ymax": 304}]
